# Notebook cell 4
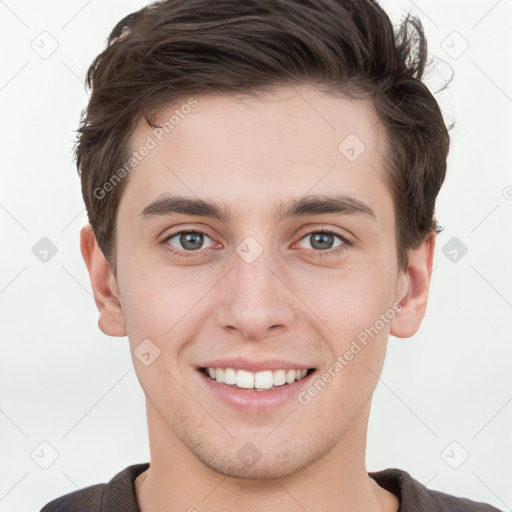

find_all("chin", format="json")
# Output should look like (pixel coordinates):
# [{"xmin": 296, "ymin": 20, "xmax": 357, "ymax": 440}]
[
  {"xmin": 203, "ymin": 456, "xmax": 308, "ymax": 480},
  {"xmin": 191, "ymin": 436, "xmax": 328, "ymax": 481}
]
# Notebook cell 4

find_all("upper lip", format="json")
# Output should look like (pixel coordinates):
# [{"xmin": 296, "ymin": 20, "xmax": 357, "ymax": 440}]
[{"xmin": 198, "ymin": 358, "xmax": 315, "ymax": 373}]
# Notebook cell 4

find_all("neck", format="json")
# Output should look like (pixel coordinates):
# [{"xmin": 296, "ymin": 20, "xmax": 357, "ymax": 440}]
[{"xmin": 135, "ymin": 401, "xmax": 398, "ymax": 512}]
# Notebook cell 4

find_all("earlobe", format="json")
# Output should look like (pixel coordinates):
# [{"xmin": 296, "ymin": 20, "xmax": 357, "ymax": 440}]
[
  {"xmin": 390, "ymin": 234, "xmax": 436, "ymax": 338},
  {"xmin": 80, "ymin": 223, "xmax": 127, "ymax": 337}
]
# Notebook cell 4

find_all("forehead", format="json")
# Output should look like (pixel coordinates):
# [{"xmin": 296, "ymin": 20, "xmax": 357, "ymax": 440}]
[{"xmin": 118, "ymin": 85, "xmax": 392, "ymax": 224}]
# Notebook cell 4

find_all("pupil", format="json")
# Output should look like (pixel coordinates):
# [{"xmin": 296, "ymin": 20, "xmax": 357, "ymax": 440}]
[
  {"xmin": 180, "ymin": 232, "xmax": 203, "ymax": 250},
  {"xmin": 311, "ymin": 233, "xmax": 333, "ymax": 250}
]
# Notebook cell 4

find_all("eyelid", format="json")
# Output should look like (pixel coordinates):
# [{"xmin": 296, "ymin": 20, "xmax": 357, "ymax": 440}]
[
  {"xmin": 292, "ymin": 228, "xmax": 351, "ymax": 253},
  {"xmin": 161, "ymin": 224, "xmax": 217, "ymax": 242},
  {"xmin": 299, "ymin": 230, "xmax": 346, "ymax": 244},
  {"xmin": 293, "ymin": 224, "xmax": 353, "ymax": 245},
  {"xmin": 161, "ymin": 227, "xmax": 221, "ymax": 255}
]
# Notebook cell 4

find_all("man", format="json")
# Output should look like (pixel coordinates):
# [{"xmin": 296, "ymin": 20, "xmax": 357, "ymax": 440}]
[{"xmin": 41, "ymin": 0, "xmax": 501, "ymax": 510}]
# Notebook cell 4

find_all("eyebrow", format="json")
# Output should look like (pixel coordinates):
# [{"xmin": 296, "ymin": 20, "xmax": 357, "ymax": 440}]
[{"xmin": 138, "ymin": 193, "xmax": 376, "ymax": 223}]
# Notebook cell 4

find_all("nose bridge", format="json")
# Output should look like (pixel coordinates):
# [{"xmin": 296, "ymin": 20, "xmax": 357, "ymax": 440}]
[
  {"xmin": 234, "ymin": 246, "xmax": 276, "ymax": 302},
  {"xmin": 214, "ymin": 237, "xmax": 295, "ymax": 339}
]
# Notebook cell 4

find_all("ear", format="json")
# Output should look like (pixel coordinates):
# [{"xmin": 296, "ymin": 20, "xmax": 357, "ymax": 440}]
[
  {"xmin": 390, "ymin": 234, "xmax": 436, "ymax": 338},
  {"xmin": 80, "ymin": 223, "xmax": 127, "ymax": 337}
]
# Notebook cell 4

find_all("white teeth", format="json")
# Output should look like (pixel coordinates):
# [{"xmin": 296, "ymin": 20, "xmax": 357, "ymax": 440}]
[
  {"xmin": 273, "ymin": 369, "xmax": 286, "ymax": 386},
  {"xmin": 206, "ymin": 367, "xmax": 310, "ymax": 389},
  {"xmin": 254, "ymin": 370, "xmax": 273, "ymax": 390},
  {"xmin": 285, "ymin": 369, "xmax": 296, "ymax": 384},
  {"xmin": 236, "ymin": 369, "xmax": 254, "ymax": 389},
  {"xmin": 224, "ymin": 367, "xmax": 237, "ymax": 385}
]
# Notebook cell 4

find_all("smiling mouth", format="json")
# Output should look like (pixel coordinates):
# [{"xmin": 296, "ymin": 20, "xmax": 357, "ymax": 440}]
[{"xmin": 199, "ymin": 367, "xmax": 316, "ymax": 391}]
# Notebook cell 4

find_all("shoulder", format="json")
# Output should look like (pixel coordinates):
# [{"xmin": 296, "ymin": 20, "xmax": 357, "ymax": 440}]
[
  {"xmin": 369, "ymin": 467, "xmax": 503, "ymax": 511},
  {"xmin": 40, "ymin": 463, "xmax": 149, "ymax": 512},
  {"xmin": 40, "ymin": 483, "xmax": 105, "ymax": 512}
]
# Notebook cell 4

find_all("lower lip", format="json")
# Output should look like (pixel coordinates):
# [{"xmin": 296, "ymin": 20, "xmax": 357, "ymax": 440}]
[{"xmin": 198, "ymin": 369, "xmax": 315, "ymax": 413}]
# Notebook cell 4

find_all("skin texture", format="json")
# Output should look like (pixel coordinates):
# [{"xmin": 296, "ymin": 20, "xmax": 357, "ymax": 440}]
[{"xmin": 81, "ymin": 85, "xmax": 435, "ymax": 512}]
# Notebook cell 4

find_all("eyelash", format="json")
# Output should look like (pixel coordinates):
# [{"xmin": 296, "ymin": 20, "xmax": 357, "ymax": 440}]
[
  {"xmin": 161, "ymin": 228, "xmax": 351, "ymax": 259},
  {"xmin": 299, "ymin": 229, "xmax": 351, "ymax": 258},
  {"xmin": 162, "ymin": 229, "xmax": 218, "ymax": 259}
]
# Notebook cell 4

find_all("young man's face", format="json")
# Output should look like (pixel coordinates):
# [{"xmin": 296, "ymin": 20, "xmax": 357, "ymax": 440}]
[{"xmin": 82, "ymin": 85, "xmax": 433, "ymax": 479}]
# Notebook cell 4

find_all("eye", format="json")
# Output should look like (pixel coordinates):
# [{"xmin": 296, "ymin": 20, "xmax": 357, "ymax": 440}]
[
  {"xmin": 295, "ymin": 230, "xmax": 349, "ymax": 254},
  {"xmin": 163, "ymin": 229, "xmax": 219, "ymax": 256}
]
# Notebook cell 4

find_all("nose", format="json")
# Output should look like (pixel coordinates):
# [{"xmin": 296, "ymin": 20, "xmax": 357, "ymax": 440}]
[{"xmin": 213, "ymin": 243, "xmax": 296, "ymax": 341}]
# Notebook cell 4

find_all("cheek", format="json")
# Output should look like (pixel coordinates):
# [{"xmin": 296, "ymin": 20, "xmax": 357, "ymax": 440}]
[
  {"xmin": 305, "ymin": 268, "xmax": 397, "ymax": 344},
  {"xmin": 301, "ymin": 268, "xmax": 396, "ymax": 399},
  {"xmin": 118, "ymin": 260, "xmax": 207, "ymax": 339},
  {"xmin": 304, "ymin": 315, "xmax": 391, "ymax": 422}
]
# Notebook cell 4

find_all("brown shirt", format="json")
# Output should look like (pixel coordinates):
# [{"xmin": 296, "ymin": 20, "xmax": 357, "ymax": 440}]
[{"xmin": 40, "ymin": 463, "xmax": 503, "ymax": 511}]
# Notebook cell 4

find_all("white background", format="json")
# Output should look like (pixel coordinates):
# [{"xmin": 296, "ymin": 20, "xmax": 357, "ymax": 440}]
[{"xmin": 0, "ymin": 1, "xmax": 511, "ymax": 510}]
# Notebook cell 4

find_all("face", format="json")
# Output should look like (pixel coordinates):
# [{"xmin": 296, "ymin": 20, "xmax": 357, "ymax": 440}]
[{"xmin": 85, "ymin": 85, "xmax": 430, "ymax": 479}]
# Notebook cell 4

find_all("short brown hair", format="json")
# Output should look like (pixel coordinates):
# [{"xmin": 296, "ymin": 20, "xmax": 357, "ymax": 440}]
[{"xmin": 76, "ymin": 0, "xmax": 450, "ymax": 274}]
